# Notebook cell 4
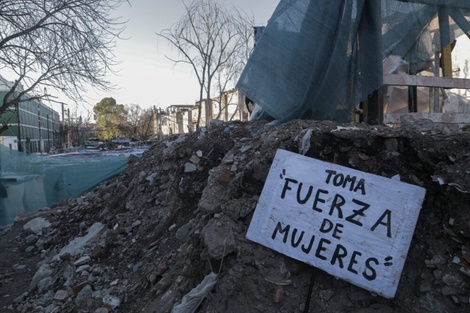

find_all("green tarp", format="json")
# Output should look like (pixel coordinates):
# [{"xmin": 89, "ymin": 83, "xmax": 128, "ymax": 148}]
[{"xmin": 237, "ymin": 0, "xmax": 470, "ymax": 122}]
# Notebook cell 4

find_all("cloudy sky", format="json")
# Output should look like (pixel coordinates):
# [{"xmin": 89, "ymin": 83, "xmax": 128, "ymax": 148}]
[{"xmin": 66, "ymin": 0, "xmax": 280, "ymax": 116}]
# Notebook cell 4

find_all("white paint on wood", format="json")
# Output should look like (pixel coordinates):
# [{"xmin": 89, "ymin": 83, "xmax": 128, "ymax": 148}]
[
  {"xmin": 246, "ymin": 149, "xmax": 426, "ymax": 298},
  {"xmin": 383, "ymin": 74, "xmax": 470, "ymax": 89}
]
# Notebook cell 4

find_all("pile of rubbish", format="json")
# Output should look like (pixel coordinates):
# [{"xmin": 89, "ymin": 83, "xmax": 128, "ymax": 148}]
[{"xmin": 1, "ymin": 118, "xmax": 469, "ymax": 313}]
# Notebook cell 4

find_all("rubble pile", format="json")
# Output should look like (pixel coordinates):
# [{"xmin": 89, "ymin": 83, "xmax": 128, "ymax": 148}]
[{"xmin": 1, "ymin": 119, "xmax": 470, "ymax": 313}]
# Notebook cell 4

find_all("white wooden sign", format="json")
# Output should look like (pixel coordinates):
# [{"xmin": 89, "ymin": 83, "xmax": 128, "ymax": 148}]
[{"xmin": 246, "ymin": 149, "xmax": 426, "ymax": 298}]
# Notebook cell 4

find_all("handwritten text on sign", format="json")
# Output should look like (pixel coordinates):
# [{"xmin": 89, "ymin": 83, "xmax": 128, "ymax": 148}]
[{"xmin": 246, "ymin": 149, "xmax": 426, "ymax": 298}]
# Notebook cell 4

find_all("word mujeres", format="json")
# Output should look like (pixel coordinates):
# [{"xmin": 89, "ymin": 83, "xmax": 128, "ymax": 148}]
[{"xmin": 271, "ymin": 220, "xmax": 393, "ymax": 281}]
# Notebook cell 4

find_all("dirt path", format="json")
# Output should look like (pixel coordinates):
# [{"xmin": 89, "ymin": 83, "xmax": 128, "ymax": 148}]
[{"xmin": 0, "ymin": 222, "xmax": 42, "ymax": 310}]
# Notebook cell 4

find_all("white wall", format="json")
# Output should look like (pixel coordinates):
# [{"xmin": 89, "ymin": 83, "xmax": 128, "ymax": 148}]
[{"xmin": 0, "ymin": 136, "xmax": 18, "ymax": 150}]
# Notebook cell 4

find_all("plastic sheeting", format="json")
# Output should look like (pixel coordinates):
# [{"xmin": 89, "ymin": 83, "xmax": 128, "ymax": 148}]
[
  {"xmin": 171, "ymin": 272, "xmax": 217, "ymax": 313},
  {"xmin": 237, "ymin": 0, "xmax": 470, "ymax": 122},
  {"xmin": 0, "ymin": 145, "xmax": 128, "ymax": 225}
]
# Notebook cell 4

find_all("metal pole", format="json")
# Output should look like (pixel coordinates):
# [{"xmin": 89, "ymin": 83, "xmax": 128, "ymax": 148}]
[
  {"xmin": 61, "ymin": 102, "xmax": 65, "ymax": 125},
  {"xmin": 67, "ymin": 108, "xmax": 70, "ymax": 149},
  {"xmin": 51, "ymin": 113, "xmax": 55, "ymax": 151},
  {"xmin": 303, "ymin": 267, "xmax": 318, "ymax": 313},
  {"xmin": 61, "ymin": 103, "xmax": 65, "ymax": 149},
  {"xmin": 38, "ymin": 102, "xmax": 42, "ymax": 155},
  {"xmin": 433, "ymin": 52, "xmax": 440, "ymax": 112},
  {"xmin": 46, "ymin": 114, "xmax": 50, "ymax": 153},
  {"xmin": 16, "ymin": 103, "xmax": 22, "ymax": 152}
]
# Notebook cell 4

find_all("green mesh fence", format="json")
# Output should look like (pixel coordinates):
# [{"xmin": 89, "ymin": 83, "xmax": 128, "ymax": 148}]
[{"xmin": 0, "ymin": 145, "xmax": 128, "ymax": 225}]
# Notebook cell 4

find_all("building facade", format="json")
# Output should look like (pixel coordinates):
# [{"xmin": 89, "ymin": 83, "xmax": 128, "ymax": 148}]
[
  {"xmin": 154, "ymin": 90, "xmax": 251, "ymax": 138},
  {"xmin": 155, "ymin": 105, "xmax": 194, "ymax": 137},
  {"xmin": 0, "ymin": 76, "xmax": 60, "ymax": 153}
]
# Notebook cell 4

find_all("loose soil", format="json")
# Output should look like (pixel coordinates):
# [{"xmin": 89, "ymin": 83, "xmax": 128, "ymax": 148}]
[{"xmin": 1, "ymin": 119, "xmax": 469, "ymax": 313}]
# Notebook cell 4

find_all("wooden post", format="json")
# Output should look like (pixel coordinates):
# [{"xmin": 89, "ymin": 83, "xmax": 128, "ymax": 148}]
[
  {"xmin": 433, "ymin": 52, "xmax": 440, "ymax": 113},
  {"xmin": 408, "ymin": 86, "xmax": 418, "ymax": 112},
  {"xmin": 436, "ymin": 6, "xmax": 451, "ymax": 112},
  {"xmin": 365, "ymin": 88, "xmax": 384, "ymax": 125},
  {"xmin": 441, "ymin": 44, "xmax": 453, "ymax": 78}
]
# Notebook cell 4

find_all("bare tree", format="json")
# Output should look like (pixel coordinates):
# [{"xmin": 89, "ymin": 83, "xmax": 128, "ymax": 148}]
[
  {"xmin": 157, "ymin": 0, "xmax": 254, "ymax": 129},
  {"xmin": 125, "ymin": 103, "xmax": 143, "ymax": 139},
  {"xmin": 125, "ymin": 104, "xmax": 154, "ymax": 141},
  {"xmin": 0, "ymin": 0, "xmax": 128, "ymax": 135},
  {"xmin": 137, "ymin": 107, "xmax": 155, "ymax": 141},
  {"xmin": 213, "ymin": 16, "xmax": 254, "ymax": 121}
]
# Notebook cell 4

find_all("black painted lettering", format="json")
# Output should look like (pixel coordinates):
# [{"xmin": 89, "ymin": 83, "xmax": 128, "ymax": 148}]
[
  {"xmin": 345, "ymin": 199, "xmax": 370, "ymax": 227},
  {"xmin": 329, "ymin": 194, "xmax": 345, "ymax": 218},
  {"xmin": 312, "ymin": 189, "xmax": 328, "ymax": 213},
  {"xmin": 363, "ymin": 257, "xmax": 379, "ymax": 281},
  {"xmin": 325, "ymin": 170, "xmax": 366, "ymax": 195},
  {"xmin": 281, "ymin": 178, "xmax": 298, "ymax": 199},
  {"xmin": 354, "ymin": 178, "xmax": 366, "ymax": 195},
  {"xmin": 332, "ymin": 223, "xmax": 344, "ymax": 240},
  {"xmin": 347, "ymin": 251, "xmax": 362, "ymax": 275},
  {"xmin": 301, "ymin": 234, "xmax": 316, "ymax": 254},
  {"xmin": 333, "ymin": 173, "xmax": 344, "ymax": 186},
  {"xmin": 290, "ymin": 228, "xmax": 304, "ymax": 248},
  {"xmin": 325, "ymin": 170, "xmax": 336, "ymax": 184},
  {"xmin": 371, "ymin": 209, "xmax": 392, "ymax": 238},
  {"xmin": 315, "ymin": 238, "xmax": 331, "ymax": 261},
  {"xmin": 343, "ymin": 175, "xmax": 357, "ymax": 191},
  {"xmin": 319, "ymin": 218, "xmax": 334, "ymax": 233},
  {"xmin": 330, "ymin": 244, "xmax": 347, "ymax": 268},
  {"xmin": 271, "ymin": 222, "xmax": 290, "ymax": 243},
  {"xmin": 297, "ymin": 183, "xmax": 313, "ymax": 204}
]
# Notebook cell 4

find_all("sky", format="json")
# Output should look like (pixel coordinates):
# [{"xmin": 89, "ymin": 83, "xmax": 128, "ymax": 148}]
[{"xmin": 57, "ymin": 0, "xmax": 280, "ymax": 118}]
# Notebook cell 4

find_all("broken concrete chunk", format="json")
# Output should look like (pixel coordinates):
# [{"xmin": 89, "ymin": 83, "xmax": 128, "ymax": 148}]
[
  {"xmin": 75, "ymin": 284, "xmax": 93, "ymax": 307},
  {"xmin": 201, "ymin": 217, "xmax": 236, "ymax": 260},
  {"xmin": 146, "ymin": 173, "xmax": 158, "ymax": 183},
  {"xmin": 23, "ymin": 217, "xmax": 51, "ymax": 235},
  {"xmin": 184, "ymin": 162, "xmax": 197, "ymax": 173},
  {"xmin": 189, "ymin": 155, "xmax": 201, "ymax": 164},
  {"xmin": 53, "ymin": 223, "xmax": 105, "ymax": 261},
  {"xmin": 74, "ymin": 256, "xmax": 91, "ymax": 266},
  {"xmin": 460, "ymin": 267, "xmax": 470, "ymax": 278},
  {"xmin": 222, "ymin": 149, "xmax": 235, "ymax": 164},
  {"xmin": 103, "ymin": 295, "xmax": 121, "ymax": 309},
  {"xmin": 30, "ymin": 264, "xmax": 53, "ymax": 292},
  {"xmin": 239, "ymin": 144, "xmax": 252, "ymax": 153},
  {"xmin": 53, "ymin": 290, "xmax": 68, "ymax": 301}
]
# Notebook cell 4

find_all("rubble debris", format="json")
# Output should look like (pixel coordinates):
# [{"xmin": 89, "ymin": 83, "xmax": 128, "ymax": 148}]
[
  {"xmin": 171, "ymin": 272, "xmax": 217, "ymax": 313},
  {"xmin": 0, "ymin": 120, "xmax": 469, "ymax": 312},
  {"xmin": 23, "ymin": 217, "xmax": 51, "ymax": 235}
]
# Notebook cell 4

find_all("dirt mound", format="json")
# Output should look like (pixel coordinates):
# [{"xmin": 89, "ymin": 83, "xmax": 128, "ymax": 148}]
[{"xmin": 1, "ymin": 119, "xmax": 470, "ymax": 313}]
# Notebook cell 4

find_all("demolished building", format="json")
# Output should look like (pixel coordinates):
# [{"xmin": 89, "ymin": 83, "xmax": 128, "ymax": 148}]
[{"xmin": 1, "ymin": 1, "xmax": 470, "ymax": 312}]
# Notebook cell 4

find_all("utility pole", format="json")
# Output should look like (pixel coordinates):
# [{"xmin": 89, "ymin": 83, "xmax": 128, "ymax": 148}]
[
  {"xmin": 61, "ymin": 103, "xmax": 68, "ymax": 149},
  {"xmin": 16, "ymin": 102, "xmax": 22, "ymax": 152},
  {"xmin": 67, "ymin": 108, "xmax": 71, "ymax": 149},
  {"xmin": 46, "ymin": 114, "xmax": 50, "ymax": 153},
  {"xmin": 38, "ymin": 102, "xmax": 42, "ymax": 155}
]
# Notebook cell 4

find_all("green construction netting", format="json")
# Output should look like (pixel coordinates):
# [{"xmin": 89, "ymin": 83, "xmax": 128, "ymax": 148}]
[
  {"xmin": 0, "ymin": 145, "xmax": 129, "ymax": 225},
  {"xmin": 237, "ymin": 0, "xmax": 470, "ymax": 122}
]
